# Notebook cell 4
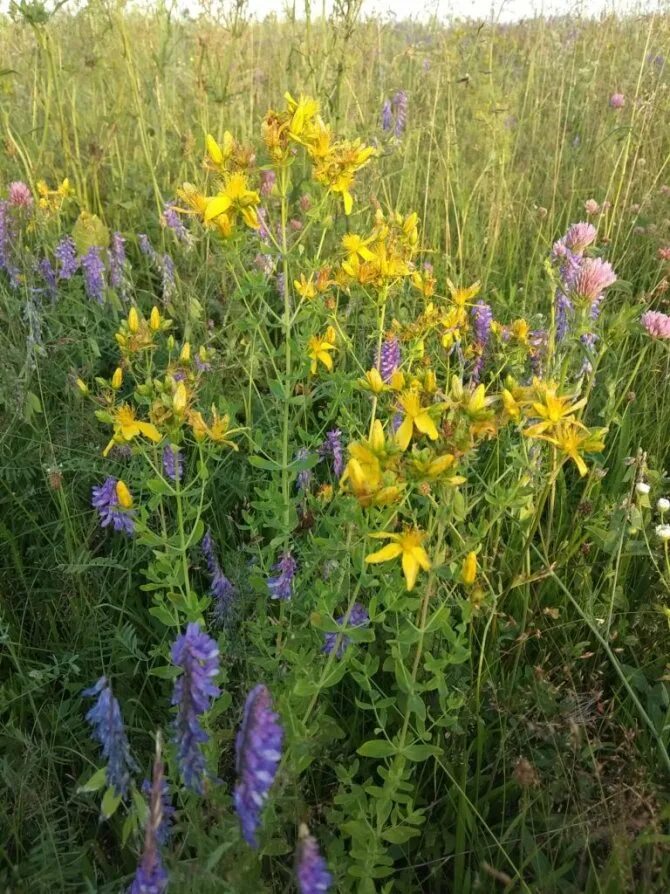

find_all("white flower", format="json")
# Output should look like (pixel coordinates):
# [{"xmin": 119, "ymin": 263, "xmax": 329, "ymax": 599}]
[
  {"xmin": 636, "ymin": 481, "xmax": 651, "ymax": 495},
  {"xmin": 655, "ymin": 524, "xmax": 670, "ymax": 542},
  {"xmin": 657, "ymin": 497, "xmax": 670, "ymax": 513}
]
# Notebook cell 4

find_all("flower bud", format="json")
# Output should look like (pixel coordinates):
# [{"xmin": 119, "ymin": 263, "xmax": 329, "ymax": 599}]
[
  {"xmin": 76, "ymin": 378, "xmax": 89, "ymax": 395},
  {"xmin": 111, "ymin": 367, "xmax": 123, "ymax": 390},
  {"xmin": 657, "ymin": 498, "xmax": 670, "ymax": 513},
  {"xmin": 128, "ymin": 307, "xmax": 139, "ymax": 333},
  {"xmin": 636, "ymin": 481, "xmax": 651, "ymax": 495},
  {"xmin": 655, "ymin": 524, "xmax": 670, "ymax": 542},
  {"xmin": 115, "ymin": 480, "xmax": 133, "ymax": 509},
  {"xmin": 461, "ymin": 551, "xmax": 477, "ymax": 585},
  {"xmin": 150, "ymin": 306, "xmax": 161, "ymax": 331},
  {"xmin": 180, "ymin": 342, "xmax": 191, "ymax": 362}
]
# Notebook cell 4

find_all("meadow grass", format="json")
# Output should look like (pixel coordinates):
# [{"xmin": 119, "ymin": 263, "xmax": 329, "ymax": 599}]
[{"xmin": 0, "ymin": 3, "xmax": 669, "ymax": 893}]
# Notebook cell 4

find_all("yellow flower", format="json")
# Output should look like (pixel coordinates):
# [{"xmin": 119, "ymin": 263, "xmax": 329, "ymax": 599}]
[
  {"xmin": 395, "ymin": 390, "xmax": 439, "ymax": 451},
  {"xmin": 187, "ymin": 407, "xmax": 241, "ymax": 450},
  {"xmin": 308, "ymin": 331, "xmax": 337, "ymax": 375},
  {"xmin": 103, "ymin": 405, "xmax": 161, "ymax": 456},
  {"xmin": 173, "ymin": 381, "xmax": 188, "ymax": 415},
  {"xmin": 285, "ymin": 92, "xmax": 320, "ymax": 140},
  {"xmin": 204, "ymin": 172, "xmax": 260, "ymax": 231},
  {"xmin": 502, "ymin": 388, "xmax": 522, "ymax": 422},
  {"xmin": 342, "ymin": 233, "xmax": 376, "ymax": 265},
  {"xmin": 180, "ymin": 342, "xmax": 191, "ymax": 362},
  {"xmin": 365, "ymin": 528, "xmax": 431, "ymax": 591},
  {"xmin": 447, "ymin": 280, "xmax": 481, "ymax": 308},
  {"xmin": 128, "ymin": 307, "xmax": 140, "ymax": 333},
  {"xmin": 531, "ymin": 422, "xmax": 606, "ymax": 477},
  {"xmin": 150, "ymin": 306, "xmax": 161, "ymax": 331},
  {"xmin": 294, "ymin": 274, "xmax": 317, "ymax": 301},
  {"xmin": 461, "ymin": 551, "xmax": 477, "ymax": 585},
  {"xmin": 511, "ymin": 318, "xmax": 530, "ymax": 344},
  {"xmin": 111, "ymin": 367, "xmax": 123, "ymax": 390},
  {"xmin": 115, "ymin": 480, "xmax": 133, "ymax": 509},
  {"xmin": 359, "ymin": 368, "xmax": 385, "ymax": 394},
  {"xmin": 524, "ymin": 385, "xmax": 587, "ymax": 438}
]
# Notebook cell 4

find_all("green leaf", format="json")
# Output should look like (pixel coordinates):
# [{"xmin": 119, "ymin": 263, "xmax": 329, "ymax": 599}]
[
  {"xmin": 382, "ymin": 825, "xmax": 421, "ymax": 844},
  {"xmin": 262, "ymin": 838, "xmax": 292, "ymax": 856},
  {"xmin": 78, "ymin": 766, "xmax": 107, "ymax": 793},
  {"xmin": 402, "ymin": 743, "xmax": 441, "ymax": 762},
  {"xmin": 149, "ymin": 604, "xmax": 180, "ymax": 626},
  {"xmin": 146, "ymin": 477, "xmax": 174, "ymax": 496},
  {"xmin": 101, "ymin": 786, "xmax": 122, "ymax": 819},
  {"xmin": 357, "ymin": 739, "xmax": 397, "ymax": 758},
  {"xmin": 248, "ymin": 455, "xmax": 280, "ymax": 471}
]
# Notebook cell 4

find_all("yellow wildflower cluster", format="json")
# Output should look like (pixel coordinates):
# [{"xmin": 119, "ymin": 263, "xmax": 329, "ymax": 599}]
[
  {"xmin": 36, "ymin": 178, "xmax": 72, "ymax": 213},
  {"xmin": 338, "ymin": 209, "xmax": 419, "ymax": 288}
]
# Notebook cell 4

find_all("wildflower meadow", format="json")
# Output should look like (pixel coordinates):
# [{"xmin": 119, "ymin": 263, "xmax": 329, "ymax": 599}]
[{"xmin": 1, "ymin": 3, "xmax": 670, "ymax": 892}]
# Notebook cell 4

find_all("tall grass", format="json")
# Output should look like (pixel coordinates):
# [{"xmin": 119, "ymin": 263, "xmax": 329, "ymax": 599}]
[{"xmin": 0, "ymin": 4, "xmax": 669, "ymax": 893}]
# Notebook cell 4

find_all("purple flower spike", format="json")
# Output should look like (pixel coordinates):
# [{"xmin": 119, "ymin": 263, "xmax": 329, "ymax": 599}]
[
  {"xmin": 471, "ymin": 302, "xmax": 493, "ymax": 346},
  {"xmin": 162, "ymin": 202, "xmax": 189, "ymax": 242},
  {"xmin": 234, "ymin": 684, "xmax": 283, "ymax": 848},
  {"xmin": 171, "ymin": 623, "xmax": 220, "ymax": 793},
  {"xmin": 323, "ymin": 603, "xmax": 369, "ymax": 659},
  {"xmin": 54, "ymin": 236, "xmax": 79, "ymax": 280},
  {"xmin": 201, "ymin": 530, "xmax": 236, "ymax": 624},
  {"xmin": 162, "ymin": 445, "xmax": 183, "ymax": 484},
  {"xmin": 378, "ymin": 336, "xmax": 400, "ymax": 383},
  {"xmin": 91, "ymin": 477, "xmax": 135, "ymax": 536},
  {"xmin": 83, "ymin": 677, "xmax": 137, "ymax": 798},
  {"xmin": 129, "ymin": 746, "xmax": 169, "ymax": 894},
  {"xmin": 81, "ymin": 246, "xmax": 106, "ymax": 303},
  {"xmin": 320, "ymin": 430, "xmax": 344, "ymax": 477},
  {"xmin": 297, "ymin": 827, "xmax": 333, "ymax": 894},
  {"xmin": 268, "ymin": 552, "xmax": 297, "ymax": 601},
  {"xmin": 295, "ymin": 447, "xmax": 313, "ymax": 493},
  {"xmin": 392, "ymin": 90, "xmax": 408, "ymax": 137},
  {"xmin": 260, "ymin": 170, "xmax": 276, "ymax": 197},
  {"xmin": 381, "ymin": 99, "xmax": 393, "ymax": 132},
  {"xmin": 141, "ymin": 777, "xmax": 174, "ymax": 846}
]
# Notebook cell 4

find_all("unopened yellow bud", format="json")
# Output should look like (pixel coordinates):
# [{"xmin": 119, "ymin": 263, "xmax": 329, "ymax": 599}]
[
  {"xmin": 461, "ymin": 551, "xmax": 477, "ymax": 586},
  {"xmin": 115, "ymin": 480, "xmax": 133, "ymax": 509},
  {"xmin": 206, "ymin": 134, "xmax": 223, "ymax": 165},
  {"xmin": 111, "ymin": 367, "xmax": 123, "ymax": 390},
  {"xmin": 76, "ymin": 378, "xmax": 89, "ymax": 395},
  {"xmin": 173, "ymin": 381, "xmax": 187, "ymax": 414},
  {"xmin": 150, "ymin": 306, "xmax": 161, "ymax": 331},
  {"xmin": 128, "ymin": 307, "xmax": 139, "ymax": 333},
  {"xmin": 180, "ymin": 342, "xmax": 191, "ymax": 362},
  {"xmin": 364, "ymin": 368, "xmax": 384, "ymax": 394}
]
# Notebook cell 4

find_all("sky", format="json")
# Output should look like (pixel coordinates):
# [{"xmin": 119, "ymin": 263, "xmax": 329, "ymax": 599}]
[{"xmin": 240, "ymin": 0, "xmax": 663, "ymax": 22}]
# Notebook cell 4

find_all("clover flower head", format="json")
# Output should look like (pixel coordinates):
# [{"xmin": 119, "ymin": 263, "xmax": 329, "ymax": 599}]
[
  {"xmin": 8, "ymin": 181, "xmax": 33, "ymax": 208},
  {"xmin": 642, "ymin": 310, "xmax": 670, "ymax": 339},
  {"xmin": 234, "ymin": 684, "xmax": 283, "ymax": 848}
]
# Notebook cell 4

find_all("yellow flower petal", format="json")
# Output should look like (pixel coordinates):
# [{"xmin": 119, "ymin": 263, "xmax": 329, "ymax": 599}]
[
  {"xmin": 365, "ymin": 542, "xmax": 403, "ymax": 564},
  {"xmin": 396, "ymin": 416, "xmax": 414, "ymax": 451},
  {"xmin": 402, "ymin": 552, "xmax": 420, "ymax": 591}
]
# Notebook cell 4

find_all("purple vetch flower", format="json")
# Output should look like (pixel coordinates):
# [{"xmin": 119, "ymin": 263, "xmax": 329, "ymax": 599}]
[
  {"xmin": 234, "ymin": 684, "xmax": 283, "ymax": 848},
  {"xmin": 159, "ymin": 254, "xmax": 176, "ymax": 301},
  {"xmin": 555, "ymin": 292, "xmax": 573, "ymax": 342},
  {"xmin": 320, "ymin": 430, "xmax": 343, "ymax": 477},
  {"xmin": 276, "ymin": 272, "xmax": 287, "ymax": 301},
  {"xmin": 8, "ymin": 181, "xmax": 33, "ymax": 208},
  {"xmin": 381, "ymin": 99, "xmax": 393, "ymax": 132},
  {"xmin": 81, "ymin": 246, "xmax": 106, "ymax": 303},
  {"xmin": 162, "ymin": 445, "xmax": 183, "ymax": 483},
  {"xmin": 129, "ymin": 746, "xmax": 169, "ymax": 894},
  {"xmin": 579, "ymin": 332, "xmax": 598, "ymax": 377},
  {"xmin": 296, "ymin": 826, "xmax": 333, "ymax": 894},
  {"xmin": 201, "ymin": 530, "xmax": 236, "ymax": 624},
  {"xmin": 162, "ymin": 203, "xmax": 189, "ymax": 242},
  {"xmin": 38, "ymin": 256, "xmax": 58, "ymax": 301},
  {"xmin": 138, "ymin": 233, "xmax": 157, "ymax": 259},
  {"xmin": 471, "ymin": 302, "xmax": 493, "ymax": 346},
  {"xmin": 392, "ymin": 90, "xmax": 408, "ymax": 137},
  {"xmin": 378, "ymin": 336, "xmax": 400, "ymax": 383},
  {"xmin": 569, "ymin": 257, "xmax": 617, "ymax": 304},
  {"xmin": 257, "ymin": 207, "xmax": 270, "ymax": 241},
  {"xmin": 295, "ymin": 447, "xmax": 313, "ymax": 493},
  {"xmin": 54, "ymin": 236, "xmax": 79, "ymax": 280},
  {"xmin": 194, "ymin": 353, "xmax": 212, "ymax": 374},
  {"xmin": 83, "ymin": 676, "xmax": 137, "ymax": 798},
  {"xmin": 268, "ymin": 552, "xmax": 297, "ymax": 601},
  {"xmin": 141, "ymin": 776, "xmax": 175, "ymax": 846},
  {"xmin": 391, "ymin": 410, "xmax": 403, "ymax": 434},
  {"xmin": 91, "ymin": 477, "xmax": 135, "ymax": 536},
  {"xmin": 323, "ymin": 603, "xmax": 369, "ymax": 659},
  {"xmin": 260, "ymin": 170, "xmax": 276, "ymax": 197},
  {"xmin": 171, "ymin": 622, "xmax": 221, "ymax": 793},
  {"xmin": 109, "ymin": 232, "xmax": 130, "ymax": 298}
]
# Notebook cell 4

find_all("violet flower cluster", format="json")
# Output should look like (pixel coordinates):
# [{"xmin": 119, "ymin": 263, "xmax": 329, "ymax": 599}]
[
  {"xmin": 171, "ymin": 622, "xmax": 220, "ymax": 793},
  {"xmin": 81, "ymin": 246, "xmax": 106, "ymax": 303},
  {"xmin": 162, "ymin": 445, "xmax": 183, "ymax": 484},
  {"xmin": 201, "ymin": 529, "xmax": 236, "ymax": 624},
  {"xmin": 320, "ymin": 429, "xmax": 343, "ymax": 477},
  {"xmin": 470, "ymin": 301, "xmax": 493, "ymax": 383},
  {"xmin": 268, "ymin": 552, "xmax": 297, "ymax": 600},
  {"xmin": 91, "ymin": 477, "xmax": 135, "ymax": 536},
  {"xmin": 234, "ymin": 684, "xmax": 283, "ymax": 848},
  {"xmin": 297, "ymin": 828, "xmax": 333, "ymax": 894},
  {"xmin": 83, "ymin": 676, "xmax": 137, "ymax": 798},
  {"xmin": 129, "ymin": 751, "xmax": 169, "ymax": 894},
  {"xmin": 323, "ymin": 603, "xmax": 369, "ymax": 659},
  {"xmin": 378, "ymin": 336, "xmax": 401, "ymax": 383}
]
